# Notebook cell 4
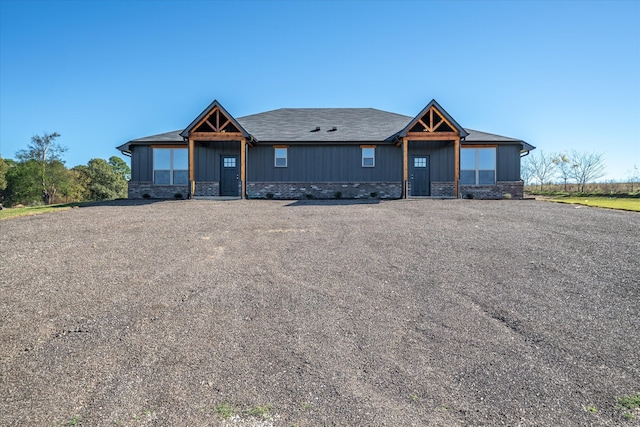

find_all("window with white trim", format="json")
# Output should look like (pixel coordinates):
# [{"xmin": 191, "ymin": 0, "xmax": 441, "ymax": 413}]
[
  {"xmin": 460, "ymin": 147, "xmax": 496, "ymax": 185},
  {"xmin": 153, "ymin": 148, "xmax": 188, "ymax": 185},
  {"xmin": 274, "ymin": 147, "xmax": 287, "ymax": 167},
  {"xmin": 362, "ymin": 147, "xmax": 375, "ymax": 167}
]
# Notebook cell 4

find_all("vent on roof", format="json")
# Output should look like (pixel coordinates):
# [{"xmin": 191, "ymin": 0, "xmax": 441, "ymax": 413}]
[
  {"xmin": 327, "ymin": 126, "xmax": 337, "ymax": 132},
  {"xmin": 310, "ymin": 127, "xmax": 320, "ymax": 132}
]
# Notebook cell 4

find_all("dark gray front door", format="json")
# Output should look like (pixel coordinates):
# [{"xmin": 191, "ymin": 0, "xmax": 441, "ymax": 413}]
[
  {"xmin": 220, "ymin": 156, "xmax": 239, "ymax": 196},
  {"xmin": 411, "ymin": 156, "xmax": 430, "ymax": 196}
]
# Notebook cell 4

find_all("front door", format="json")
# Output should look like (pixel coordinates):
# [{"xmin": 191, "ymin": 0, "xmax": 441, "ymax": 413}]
[
  {"xmin": 411, "ymin": 156, "xmax": 430, "ymax": 196},
  {"xmin": 220, "ymin": 156, "xmax": 239, "ymax": 196}
]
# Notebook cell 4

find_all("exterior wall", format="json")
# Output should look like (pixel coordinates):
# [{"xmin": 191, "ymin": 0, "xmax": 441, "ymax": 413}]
[
  {"xmin": 130, "ymin": 145, "xmax": 153, "ymax": 181},
  {"xmin": 497, "ymin": 145, "xmax": 522, "ymax": 181},
  {"xmin": 407, "ymin": 141, "xmax": 454, "ymax": 182},
  {"xmin": 194, "ymin": 142, "xmax": 240, "ymax": 181},
  {"xmin": 248, "ymin": 144, "xmax": 402, "ymax": 182},
  {"xmin": 247, "ymin": 182, "xmax": 401, "ymax": 199},
  {"xmin": 460, "ymin": 181, "xmax": 524, "ymax": 199},
  {"xmin": 128, "ymin": 182, "xmax": 189, "ymax": 199},
  {"xmin": 431, "ymin": 182, "xmax": 455, "ymax": 197},
  {"xmin": 194, "ymin": 182, "xmax": 219, "ymax": 197}
]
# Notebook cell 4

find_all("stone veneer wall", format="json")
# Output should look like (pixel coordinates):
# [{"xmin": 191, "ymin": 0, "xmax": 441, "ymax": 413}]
[
  {"xmin": 460, "ymin": 181, "xmax": 524, "ymax": 200},
  {"xmin": 128, "ymin": 182, "xmax": 189, "ymax": 199},
  {"xmin": 194, "ymin": 182, "xmax": 220, "ymax": 197},
  {"xmin": 430, "ymin": 182, "xmax": 455, "ymax": 197},
  {"xmin": 247, "ymin": 182, "xmax": 401, "ymax": 200}
]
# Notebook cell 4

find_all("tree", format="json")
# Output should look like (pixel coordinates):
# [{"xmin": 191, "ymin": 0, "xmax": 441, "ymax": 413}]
[
  {"xmin": 3, "ymin": 160, "xmax": 42, "ymax": 206},
  {"xmin": 627, "ymin": 165, "xmax": 639, "ymax": 193},
  {"xmin": 81, "ymin": 158, "xmax": 128, "ymax": 201},
  {"xmin": 108, "ymin": 156, "xmax": 131, "ymax": 182},
  {"xmin": 523, "ymin": 150, "xmax": 557, "ymax": 191},
  {"xmin": 552, "ymin": 153, "xmax": 572, "ymax": 191},
  {"xmin": 570, "ymin": 151, "xmax": 606, "ymax": 193},
  {"xmin": 15, "ymin": 132, "xmax": 66, "ymax": 204},
  {"xmin": 0, "ymin": 156, "xmax": 8, "ymax": 192}
]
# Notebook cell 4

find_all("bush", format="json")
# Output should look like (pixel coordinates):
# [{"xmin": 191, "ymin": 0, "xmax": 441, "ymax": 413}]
[
  {"xmin": 266, "ymin": 193, "xmax": 274, "ymax": 199},
  {"xmin": 370, "ymin": 192, "xmax": 378, "ymax": 198},
  {"xmin": 142, "ymin": 193, "xmax": 151, "ymax": 199},
  {"xmin": 335, "ymin": 191, "xmax": 342, "ymax": 199},
  {"xmin": 174, "ymin": 193, "xmax": 183, "ymax": 199}
]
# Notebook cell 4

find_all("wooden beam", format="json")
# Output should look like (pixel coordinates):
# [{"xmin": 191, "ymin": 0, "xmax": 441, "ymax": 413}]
[
  {"xmin": 402, "ymin": 138, "xmax": 408, "ymax": 199},
  {"xmin": 405, "ymin": 132, "xmax": 459, "ymax": 140},
  {"xmin": 219, "ymin": 119, "xmax": 231, "ymax": 132},
  {"xmin": 429, "ymin": 108, "xmax": 434, "ymax": 131},
  {"xmin": 188, "ymin": 137, "xmax": 195, "ymax": 197},
  {"xmin": 189, "ymin": 132, "xmax": 244, "ymax": 140},
  {"xmin": 205, "ymin": 119, "xmax": 216, "ymax": 131},
  {"xmin": 418, "ymin": 119, "xmax": 430, "ymax": 132},
  {"xmin": 240, "ymin": 138, "xmax": 246, "ymax": 199},
  {"xmin": 454, "ymin": 136, "xmax": 460, "ymax": 198}
]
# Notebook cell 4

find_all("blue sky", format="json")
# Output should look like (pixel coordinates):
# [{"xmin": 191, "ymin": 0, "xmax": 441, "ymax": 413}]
[{"xmin": 1, "ymin": 0, "xmax": 639, "ymax": 180}]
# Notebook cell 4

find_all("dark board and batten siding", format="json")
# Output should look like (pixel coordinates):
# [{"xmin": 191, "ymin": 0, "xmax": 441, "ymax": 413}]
[
  {"xmin": 497, "ymin": 145, "xmax": 522, "ymax": 181},
  {"xmin": 194, "ymin": 142, "xmax": 240, "ymax": 182},
  {"xmin": 247, "ymin": 144, "xmax": 402, "ymax": 182},
  {"xmin": 407, "ymin": 141, "xmax": 454, "ymax": 182},
  {"xmin": 130, "ymin": 145, "xmax": 152, "ymax": 182}
]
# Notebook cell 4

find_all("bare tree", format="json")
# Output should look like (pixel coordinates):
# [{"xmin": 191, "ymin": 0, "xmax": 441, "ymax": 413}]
[
  {"xmin": 627, "ymin": 165, "xmax": 639, "ymax": 193},
  {"xmin": 552, "ymin": 153, "xmax": 572, "ymax": 191},
  {"xmin": 523, "ymin": 150, "xmax": 557, "ymax": 191},
  {"xmin": 570, "ymin": 150, "xmax": 606, "ymax": 193},
  {"xmin": 16, "ymin": 132, "xmax": 66, "ymax": 204}
]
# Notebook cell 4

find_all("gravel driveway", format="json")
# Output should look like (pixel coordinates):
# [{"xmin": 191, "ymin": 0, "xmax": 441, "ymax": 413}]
[{"xmin": 1, "ymin": 199, "xmax": 638, "ymax": 426}]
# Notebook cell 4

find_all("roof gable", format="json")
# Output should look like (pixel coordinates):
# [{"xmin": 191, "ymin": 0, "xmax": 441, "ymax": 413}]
[
  {"xmin": 180, "ymin": 100, "xmax": 250, "ymax": 138},
  {"xmin": 399, "ymin": 99, "xmax": 469, "ymax": 138}
]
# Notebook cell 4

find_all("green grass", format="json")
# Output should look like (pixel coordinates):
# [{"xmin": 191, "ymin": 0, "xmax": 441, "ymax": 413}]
[
  {"xmin": 0, "ymin": 202, "xmax": 84, "ymax": 220},
  {"xmin": 617, "ymin": 393, "xmax": 640, "ymax": 410},
  {"xmin": 547, "ymin": 197, "xmax": 640, "ymax": 212}
]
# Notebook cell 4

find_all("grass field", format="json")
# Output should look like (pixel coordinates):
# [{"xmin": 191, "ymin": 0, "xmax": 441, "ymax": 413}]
[
  {"xmin": 0, "ymin": 203, "xmax": 81, "ymax": 220},
  {"xmin": 547, "ymin": 196, "xmax": 640, "ymax": 212}
]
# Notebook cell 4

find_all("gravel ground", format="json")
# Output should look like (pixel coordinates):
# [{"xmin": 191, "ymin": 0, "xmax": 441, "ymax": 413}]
[{"xmin": 1, "ymin": 199, "xmax": 638, "ymax": 426}]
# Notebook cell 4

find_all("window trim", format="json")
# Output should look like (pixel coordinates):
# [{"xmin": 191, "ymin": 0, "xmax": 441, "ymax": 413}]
[
  {"xmin": 460, "ymin": 146, "xmax": 497, "ymax": 186},
  {"xmin": 361, "ymin": 145, "xmax": 376, "ymax": 167},
  {"xmin": 274, "ymin": 145, "xmax": 288, "ymax": 168},
  {"xmin": 152, "ymin": 147, "xmax": 188, "ymax": 185}
]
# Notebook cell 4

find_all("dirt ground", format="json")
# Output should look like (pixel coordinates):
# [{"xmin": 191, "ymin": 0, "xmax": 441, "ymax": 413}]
[{"xmin": 1, "ymin": 199, "xmax": 638, "ymax": 426}]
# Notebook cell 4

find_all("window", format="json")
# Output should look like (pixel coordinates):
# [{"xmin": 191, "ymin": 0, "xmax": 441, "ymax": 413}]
[
  {"xmin": 274, "ymin": 147, "xmax": 287, "ymax": 167},
  {"xmin": 362, "ymin": 147, "xmax": 375, "ymax": 167},
  {"xmin": 460, "ymin": 147, "xmax": 496, "ymax": 185},
  {"xmin": 223, "ymin": 157, "xmax": 236, "ymax": 168},
  {"xmin": 414, "ymin": 157, "xmax": 427, "ymax": 168},
  {"xmin": 153, "ymin": 148, "xmax": 188, "ymax": 185}
]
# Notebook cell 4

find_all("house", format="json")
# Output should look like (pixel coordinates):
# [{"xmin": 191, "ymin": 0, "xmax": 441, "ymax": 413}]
[{"xmin": 116, "ymin": 99, "xmax": 534, "ymax": 200}]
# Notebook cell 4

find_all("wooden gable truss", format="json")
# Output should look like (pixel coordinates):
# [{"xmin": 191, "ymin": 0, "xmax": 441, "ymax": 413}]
[
  {"xmin": 398, "ymin": 100, "xmax": 468, "ymax": 198},
  {"xmin": 181, "ymin": 101, "xmax": 253, "ymax": 198}
]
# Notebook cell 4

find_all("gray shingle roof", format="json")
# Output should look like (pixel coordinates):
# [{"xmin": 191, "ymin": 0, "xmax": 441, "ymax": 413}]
[
  {"xmin": 117, "ymin": 107, "xmax": 534, "ymax": 153},
  {"xmin": 236, "ymin": 108, "xmax": 413, "ymax": 142},
  {"xmin": 464, "ymin": 129, "xmax": 535, "ymax": 151}
]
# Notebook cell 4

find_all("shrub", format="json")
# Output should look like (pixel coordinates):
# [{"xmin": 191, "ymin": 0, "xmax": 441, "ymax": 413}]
[
  {"xmin": 305, "ymin": 194, "xmax": 314, "ymax": 199},
  {"xmin": 142, "ymin": 193, "xmax": 151, "ymax": 199},
  {"xmin": 174, "ymin": 193, "xmax": 183, "ymax": 199},
  {"xmin": 370, "ymin": 192, "xmax": 378, "ymax": 198},
  {"xmin": 266, "ymin": 193, "xmax": 274, "ymax": 199},
  {"xmin": 335, "ymin": 191, "xmax": 342, "ymax": 199}
]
